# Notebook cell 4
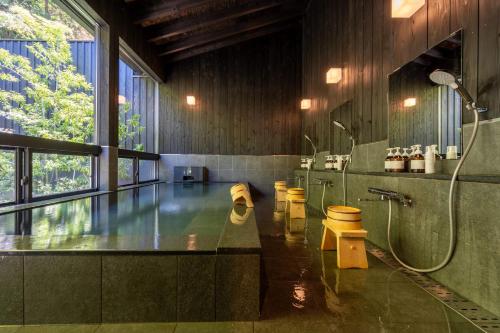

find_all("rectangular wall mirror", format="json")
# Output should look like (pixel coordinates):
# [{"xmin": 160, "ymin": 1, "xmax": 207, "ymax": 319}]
[
  {"xmin": 388, "ymin": 30, "xmax": 463, "ymax": 155},
  {"xmin": 329, "ymin": 100, "xmax": 355, "ymax": 154}
]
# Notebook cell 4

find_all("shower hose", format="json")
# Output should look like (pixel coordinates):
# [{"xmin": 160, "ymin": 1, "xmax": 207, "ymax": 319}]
[
  {"xmin": 342, "ymin": 142, "xmax": 355, "ymax": 206},
  {"xmin": 321, "ymin": 182, "xmax": 327, "ymax": 217},
  {"xmin": 387, "ymin": 108, "xmax": 480, "ymax": 273}
]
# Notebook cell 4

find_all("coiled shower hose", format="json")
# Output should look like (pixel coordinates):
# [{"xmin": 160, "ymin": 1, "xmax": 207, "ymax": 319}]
[{"xmin": 386, "ymin": 108, "xmax": 480, "ymax": 273}]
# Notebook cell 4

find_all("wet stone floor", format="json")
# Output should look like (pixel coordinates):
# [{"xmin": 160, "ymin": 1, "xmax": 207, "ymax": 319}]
[{"xmin": 0, "ymin": 198, "xmax": 484, "ymax": 333}]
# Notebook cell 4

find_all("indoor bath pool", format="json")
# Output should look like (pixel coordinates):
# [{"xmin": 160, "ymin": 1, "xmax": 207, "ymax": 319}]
[{"xmin": 0, "ymin": 183, "xmax": 261, "ymax": 325}]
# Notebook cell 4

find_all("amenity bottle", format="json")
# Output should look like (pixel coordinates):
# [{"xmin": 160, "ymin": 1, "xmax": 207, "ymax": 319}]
[
  {"xmin": 402, "ymin": 148, "xmax": 410, "ymax": 172},
  {"xmin": 392, "ymin": 147, "xmax": 405, "ymax": 173},
  {"xmin": 410, "ymin": 145, "xmax": 425, "ymax": 173},
  {"xmin": 385, "ymin": 148, "xmax": 394, "ymax": 172},
  {"xmin": 425, "ymin": 145, "xmax": 436, "ymax": 174}
]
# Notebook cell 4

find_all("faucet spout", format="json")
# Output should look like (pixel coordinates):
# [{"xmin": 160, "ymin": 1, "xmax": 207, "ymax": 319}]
[{"xmin": 367, "ymin": 187, "xmax": 412, "ymax": 207}]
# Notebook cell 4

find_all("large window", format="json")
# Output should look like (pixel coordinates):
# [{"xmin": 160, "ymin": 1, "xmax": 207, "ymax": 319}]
[
  {"xmin": 0, "ymin": 0, "xmax": 99, "ymax": 204},
  {"xmin": 0, "ymin": 0, "xmax": 96, "ymax": 142},
  {"xmin": 118, "ymin": 50, "xmax": 157, "ymax": 153},
  {"xmin": 117, "ymin": 44, "xmax": 159, "ymax": 187},
  {"xmin": 0, "ymin": 148, "xmax": 15, "ymax": 204},
  {"xmin": 32, "ymin": 152, "xmax": 93, "ymax": 197}
]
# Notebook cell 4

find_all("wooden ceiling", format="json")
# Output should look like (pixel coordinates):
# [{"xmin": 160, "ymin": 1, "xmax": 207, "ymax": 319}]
[{"xmin": 124, "ymin": 0, "xmax": 307, "ymax": 63}]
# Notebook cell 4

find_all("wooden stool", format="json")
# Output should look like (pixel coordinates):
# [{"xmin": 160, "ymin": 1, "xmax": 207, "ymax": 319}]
[
  {"xmin": 321, "ymin": 206, "xmax": 368, "ymax": 269},
  {"xmin": 286, "ymin": 188, "xmax": 305, "ymax": 219},
  {"xmin": 274, "ymin": 181, "xmax": 288, "ymax": 203},
  {"xmin": 230, "ymin": 183, "xmax": 254, "ymax": 207}
]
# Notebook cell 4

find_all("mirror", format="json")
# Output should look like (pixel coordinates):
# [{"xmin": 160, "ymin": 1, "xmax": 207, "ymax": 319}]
[
  {"xmin": 329, "ymin": 100, "xmax": 355, "ymax": 154},
  {"xmin": 388, "ymin": 30, "xmax": 462, "ymax": 155}
]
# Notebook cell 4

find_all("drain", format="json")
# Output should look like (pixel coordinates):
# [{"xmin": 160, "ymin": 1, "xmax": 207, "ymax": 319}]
[{"xmin": 366, "ymin": 243, "xmax": 500, "ymax": 333}]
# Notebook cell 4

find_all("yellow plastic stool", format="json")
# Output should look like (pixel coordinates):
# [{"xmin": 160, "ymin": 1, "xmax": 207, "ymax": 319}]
[
  {"xmin": 321, "ymin": 205, "xmax": 368, "ymax": 269},
  {"xmin": 230, "ymin": 183, "xmax": 254, "ymax": 208}
]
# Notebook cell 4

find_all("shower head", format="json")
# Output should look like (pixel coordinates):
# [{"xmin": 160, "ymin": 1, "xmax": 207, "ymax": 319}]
[
  {"xmin": 332, "ymin": 120, "xmax": 354, "ymax": 140},
  {"xmin": 304, "ymin": 134, "xmax": 317, "ymax": 158},
  {"xmin": 429, "ymin": 70, "xmax": 476, "ymax": 110},
  {"xmin": 429, "ymin": 70, "xmax": 457, "ymax": 86},
  {"xmin": 332, "ymin": 120, "xmax": 346, "ymax": 131}
]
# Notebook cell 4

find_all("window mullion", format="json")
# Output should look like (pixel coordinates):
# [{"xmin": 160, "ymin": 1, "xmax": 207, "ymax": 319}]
[
  {"xmin": 22, "ymin": 148, "xmax": 32, "ymax": 203},
  {"xmin": 134, "ymin": 157, "xmax": 139, "ymax": 185}
]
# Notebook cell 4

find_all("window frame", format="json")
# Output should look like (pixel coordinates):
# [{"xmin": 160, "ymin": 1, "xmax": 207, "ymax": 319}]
[
  {"xmin": 118, "ymin": 148, "xmax": 159, "ymax": 186},
  {"xmin": 0, "ymin": 1, "xmax": 162, "ymax": 206},
  {"xmin": 0, "ymin": 132, "xmax": 101, "ymax": 205}
]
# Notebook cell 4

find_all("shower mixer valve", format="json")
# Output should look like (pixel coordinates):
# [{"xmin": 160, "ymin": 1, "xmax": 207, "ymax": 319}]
[
  {"xmin": 313, "ymin": 178, "xmax": 334, "ymax": 187},
  {"xmin": 358, "ymin": 187, "xmax": 412, "ymax": 207}
]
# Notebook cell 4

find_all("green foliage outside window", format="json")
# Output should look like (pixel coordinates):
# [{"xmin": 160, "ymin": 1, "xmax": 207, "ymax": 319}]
[{"xmin": 0, "ymin": 1, "xmax": 145, "ymax": 198}]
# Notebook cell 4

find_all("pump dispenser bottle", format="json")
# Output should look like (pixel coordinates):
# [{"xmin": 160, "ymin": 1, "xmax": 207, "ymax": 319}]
[
  {"xmin": 384, "ymin": 148, "xmax": 394, "ymax": 172},
  {"xmin": 393, "ymin": 147, "xmax": 405, "ymax": 172},
  {"xmin": 425, "ymin": 145, "xmax": 436, "ymax": 174},
  {"xmin": 385, "ymin": 148, "xmax": 394, "ymax": 172},
  {"xmin": 402, "ymin": 148, "xmax": 410, "ymax": 172},
  {"xmin": 410, "ymin": 145, "xmax": 425, "ymax": 173},
  {"xmin": 432, "ymin": 144, "xmax": 442, "ymax": 160}
]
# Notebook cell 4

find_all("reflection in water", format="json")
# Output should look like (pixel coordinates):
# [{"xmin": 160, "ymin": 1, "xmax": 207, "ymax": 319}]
[
  {"xmin": 230, "ymin": 204, "xmax": 253, "ymax": 225},
  {"xmin": 186, "ymin": 234, "xmax": 197, "ymax": 251},
  {"xmin": 0, "ymin": 183, "xmax": 234, "ymax": 251},
  {"xmin": 292, "ymin": 282, "xmax": 307, "ymax": 309}
]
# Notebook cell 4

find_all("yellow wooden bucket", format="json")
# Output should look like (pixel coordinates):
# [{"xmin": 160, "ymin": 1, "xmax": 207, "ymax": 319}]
[
  {"xmin": 274, "ymin": 180, "xmax": 287, "ymax": 190},
  {"xmin": 230, "ymin": 183, "xmax": 248, "ymax": 196},
  {"xmin": 327, "ymin": 205, "xmax": 361, "ymax": 221},
  {"xmin": 286, "ymin": 187, "xmax": 305, "ymax": 201},
  {"xmin": 327, "ymin": 218, "xmax": 363, "ymax": 230}
]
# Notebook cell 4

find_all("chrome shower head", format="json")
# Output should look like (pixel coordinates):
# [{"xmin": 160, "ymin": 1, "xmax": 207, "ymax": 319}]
[
  {"xmin": 332, "ymin": 120, "xmax": 346, "ymax": 131},
  {"xmin": 429, "ymin": 70, "xmax": 457, "ymax": 86},
  {"xmin": 332, "ymin": 120, "xmax": 354, "ymax": 140},
  {"xmin": 429, "ymin": 70, "xmax": 477, "ymax": 109}
]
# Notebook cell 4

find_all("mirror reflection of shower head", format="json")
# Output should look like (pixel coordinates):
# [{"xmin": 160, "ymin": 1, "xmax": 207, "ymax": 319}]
[
  {"xmin": 429, "ymin": 70, "xmax": 480, "ymax": 111},
  {"xmin": 332, "ymin": 120, "xmax": 353, "ymax": 140},
  {"xmin": 304, "ymin": 134, "xmax": 317, "ymax": 157}
]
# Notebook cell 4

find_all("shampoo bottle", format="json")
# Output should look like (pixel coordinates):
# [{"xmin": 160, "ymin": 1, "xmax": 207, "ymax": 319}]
[
  {"xmin": 425, "ymin": 145, "xmax": 436, "ymax": 174},
  {"xmin": 402, "ymin": 148, "xmax": 410, "ymax": 172},
  {"xmin": 432, "ymin": 144, "xmax": 442, "ymax": 160},
  {"xmin": 410, "ymin": 145, "xmax": 425, "ymax": 173},
  {"xmin": 393, "ymin": 147, "xmax": 405, "ymax": 172},
  {"xmin": 385, "ymin": 148, "xmax": 394, "ymax": 172}
]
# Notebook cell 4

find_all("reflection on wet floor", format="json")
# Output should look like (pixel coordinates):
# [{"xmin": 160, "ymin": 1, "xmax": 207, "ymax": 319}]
[
  {"xmin": 258, "ymin": 198, "xmax": 483, "ymax": 332},
  {"xmin": 0, "ymin": 197, "xmax": 485, "ymax": 333}
]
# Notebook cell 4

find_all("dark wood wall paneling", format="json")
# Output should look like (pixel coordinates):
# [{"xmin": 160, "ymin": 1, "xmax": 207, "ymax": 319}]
[
  {"xmin": 302, "ymin": 0, "xmax": 499, "ymax": 154},
  {"xmin": 85, "ymin": 0, "xmax": 165, "ymax": 81},
  {"xmin": 159, "ymin": 29, "xmax": 302, "ymax": 155}
]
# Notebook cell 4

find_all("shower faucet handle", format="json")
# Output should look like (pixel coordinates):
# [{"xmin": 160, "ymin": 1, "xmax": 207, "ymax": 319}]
[{"xmin": 358, "ymin": 197, "xmax": 386, "ymax": 203}]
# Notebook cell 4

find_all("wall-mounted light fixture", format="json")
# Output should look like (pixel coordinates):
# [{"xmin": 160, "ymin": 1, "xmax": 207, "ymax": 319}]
[
  {"xmin": 300, "ymin": 99, "xmax": 311, "ymax": 110},
  {"xmin": 326, "ymin": 68, "xmax": 342, "ymax": 84},
  {"xmin": 403, "ymin": 97, "xmax": 417, "ymax": 107},
  {"xmin": 118, "ymin": 95, "xmax": 127, "ymax": 105},
  {"xmin": 392, "ymin": 0, "xmax": 425, "ymax": 18},
  {"xmin": 186, "ymin": 95, "xmax": 196, "ymax": 106}
]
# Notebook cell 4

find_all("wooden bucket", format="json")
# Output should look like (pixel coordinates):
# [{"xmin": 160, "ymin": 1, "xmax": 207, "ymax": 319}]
[
  {"xmin": 274, "ymin": 180, "xmax": 287, "ymax": 191},
  {"xmin": 327, "ymin": 205, "xmax": 361, "ymax": 221},
  {"xmin": 230, "ymin": 183, "xmax": 248, "ymax": 196},
  {"xmin": 286, "ymin": 187, "xmax": 305, "ymax": 201}
]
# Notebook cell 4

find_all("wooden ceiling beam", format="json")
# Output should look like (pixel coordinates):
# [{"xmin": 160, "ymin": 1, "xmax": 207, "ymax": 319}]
[
  {"xmin": 134, "ymin": 0, "xmax": 213, "ymax": 27},
  {"xmin": 165, "ymin": 22, "xmax": 298, "ymax": 62},
  {"xmin": 158, "ymin": 10, "xmax": 302, "ymax": 56},
  {"xmin": 149, "ymin": 0, "xmax": 290, "ymax": 43}
]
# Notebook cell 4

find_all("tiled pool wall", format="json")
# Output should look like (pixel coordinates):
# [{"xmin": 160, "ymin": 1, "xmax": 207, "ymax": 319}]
[
  {"xmin": 160, "ymin": 154, "xmax": 300, "ymax": 197},
  {"xmin": 0, "ymin": 253, "xmax": 260, "ymax": 324},
  {"xmin": 296, "ymin": 120, "xmax": 500, "ymax": 317}
]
